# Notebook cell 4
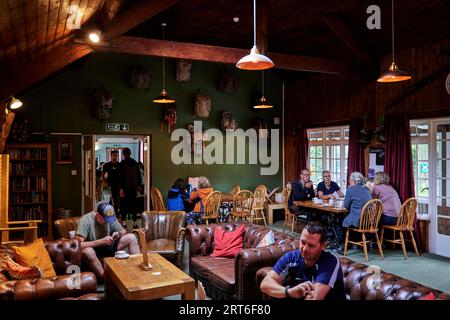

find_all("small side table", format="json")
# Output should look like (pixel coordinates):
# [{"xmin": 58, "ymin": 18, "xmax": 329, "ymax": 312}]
[{"xmin": 418, "ymin": 219, "xmax": 430, "ymax": 253}]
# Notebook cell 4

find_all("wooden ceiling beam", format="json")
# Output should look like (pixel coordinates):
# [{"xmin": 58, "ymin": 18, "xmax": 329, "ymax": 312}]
[
  {"xmin": 256, "ymin": 0, "xmax": 268, "ymax": 54},
  {"xmin": 96, "ymin": 36, "xmax": 360, "ymax": 75},
  {"xmin": 322, "ymin": 13, "xmax": 376, "ymax": 65}
]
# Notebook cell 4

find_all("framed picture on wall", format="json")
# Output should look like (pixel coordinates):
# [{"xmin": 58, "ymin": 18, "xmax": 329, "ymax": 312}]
[{"xmin": 55, "ymin": 140, "xmax": 73, "ymax": 164}]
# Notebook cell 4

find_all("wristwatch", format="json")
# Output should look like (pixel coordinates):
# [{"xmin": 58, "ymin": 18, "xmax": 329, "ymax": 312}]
[{"xmin": 285, "ymin": 285, "xmax": 291, "ymax": 298}]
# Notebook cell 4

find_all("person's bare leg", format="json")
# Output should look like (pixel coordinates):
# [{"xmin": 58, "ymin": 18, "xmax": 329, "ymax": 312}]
[
  {"xmin": 81, "ymin": 247, "xmax": 104, "ymax": 279},
  {"xmin": 117, "ymin": 233, "xmax": 140, "ymax": 254}
]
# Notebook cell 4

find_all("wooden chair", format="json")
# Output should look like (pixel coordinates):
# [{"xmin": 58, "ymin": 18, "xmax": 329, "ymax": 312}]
[
  {"xmin": 230, "ymin": 190, "xmax": 253, "ymax": 222},
  {"xmin": 380, "ymin": 197, "xmax": 420, "ymax": 259},
  {"xmin": 150, "ymin": 187, "xmax": 166, "ymax": 211},
  {"xmin": 344, "ymin": 199, "xmax": 384, "ymax": 261},
  {"xmin": 251, "ymin": 185, "xmax": 267, "ymax": 226},
  {"xmin": 282, "ymin": 188, "xmax": 296, "ymax": 234},
  {"xmin": 202, "ymin": 191, "xmax": 222, "ymax": 225},
  {"xmin": 230, "ymin": 185, "xmax": 240, "ymax": 195}
]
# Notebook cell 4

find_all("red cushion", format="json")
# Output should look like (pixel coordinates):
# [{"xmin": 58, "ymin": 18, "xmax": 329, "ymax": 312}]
[
  {"xmin": 419, "ymin": 292, "xmax": 437, "ymax": 300},
  {"xmin": 211, "ymin": 225, "xmax": 245, "ymax": 258}
]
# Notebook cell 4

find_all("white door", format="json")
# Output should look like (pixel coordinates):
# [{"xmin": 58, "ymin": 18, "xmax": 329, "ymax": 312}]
[
  {"xmin": 435, "ymin": 121, "xmax": 450, "ymax": 257},
  {"xmin": 82, "ymin": 135, "xmax": 96, "ymax": 213}
]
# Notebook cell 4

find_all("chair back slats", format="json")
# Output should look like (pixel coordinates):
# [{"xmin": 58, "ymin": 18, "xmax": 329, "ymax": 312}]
[
  {"xmin": 230, "ymin": 185, "xmax": 241, "ymax": 195},
  {"xmin": 150, "ymin": 187, "xmax": 166, "ymax": 211},
  {"xmin": 397, "ymin": 197, "xmax": 418, "ymax": 230},
  {"xmin": 281, "ymin": 188, "xmax": 291, "ymax": 214},
  {"xmin": 203, "ymin": 191, "xmax": 222, "ymax": 222},
  {"xmin": 232, "ymin": 190, "xmax": 254, "ymax": 218},
  {"xmin": 358, "ymin": 199, "xmax": 383, "ymax": 231},
  {"xmin": 253, "ymin": 185, "xmax": 267, "ymax": 209}
]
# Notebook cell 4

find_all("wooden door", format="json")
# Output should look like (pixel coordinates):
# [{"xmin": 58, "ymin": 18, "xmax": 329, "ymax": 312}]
[{"xmin": 82, "ymin": 135, "xmax": 96, "ymax": 213}]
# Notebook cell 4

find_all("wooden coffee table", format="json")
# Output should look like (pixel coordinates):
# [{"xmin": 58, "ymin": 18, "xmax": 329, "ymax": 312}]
[{"xmin": 103, "ymin": 253, "xmax": 195, "ymax": 300}]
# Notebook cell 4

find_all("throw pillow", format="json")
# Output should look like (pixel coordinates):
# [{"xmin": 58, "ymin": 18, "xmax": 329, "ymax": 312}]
[
  {"xmin": 419, "ymin": 292, "xmax": 437, "ymax": 300},
  {"xmin": 211, "ymin": 224, "xmax": 245, "ymax": 258},
  {"xmin": 4, "ymin": 255, "xmax": 42, "ymax": 280},
  {"xmin": 257, "ymin": 230, "xmax": 275, "ymax": 248},
  {"xmin": 12, "ymin": 238, "xmax": 56, "ymax": 278}
]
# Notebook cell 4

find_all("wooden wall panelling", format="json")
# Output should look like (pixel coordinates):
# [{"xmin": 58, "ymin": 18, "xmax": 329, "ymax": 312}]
[
  {"xmin": 36, "ymin": 0, "xmax": 50, "ymax": 60},
  {"xmin": 23, "ymin": 0, "xmax": 38, "ymax": 61},
  {"xmin": 45, "ymin": 0, "xmax": 63, "ymax": 54},
  {"xmin": 8, "ymin": 0, "xmax": 26, "ymax": 62}
]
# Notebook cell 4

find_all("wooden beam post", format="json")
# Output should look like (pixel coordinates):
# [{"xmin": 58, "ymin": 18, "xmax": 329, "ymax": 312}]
[{"xmin": 256, "ymin": 0, "xmax": 268, "ymax": 54}]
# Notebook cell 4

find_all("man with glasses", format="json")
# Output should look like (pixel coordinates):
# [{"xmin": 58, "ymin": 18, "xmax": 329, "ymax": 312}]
[
  {"xmin": 317, "ymin": 170, "xmax": 344, "ymax": 200},
  {"xmin": 288, "ymin": 168, "xmax": 316, "ymax": 217}
]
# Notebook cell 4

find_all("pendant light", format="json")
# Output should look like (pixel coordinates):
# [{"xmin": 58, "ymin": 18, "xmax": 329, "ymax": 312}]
[
  {"xmin": 236, "ymin": 0, "xmax": 274, "ymax": 70},
  {"xmin": 153, "ymin": 23, "xmax": 175, "ymax": 104},
  {"xmin": 377, "ymin": 0, "xmax": 411, "ymax": 83},
  {"xmin": 254, "ymin": 71, "xmax": 273, "ymax": 109}
]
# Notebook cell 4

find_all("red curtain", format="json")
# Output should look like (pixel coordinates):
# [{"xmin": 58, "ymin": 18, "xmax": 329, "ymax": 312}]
[
  {"xmin": 384, "ymin": 114, "xmax": 420, "ymax": 244},
  {"xmin": 296, "ymin": 125, "xmax": 308, "ymax": 174},
  {"xmin": 347, "ymin": 119, "xmax": 365, "ymax": 185}
]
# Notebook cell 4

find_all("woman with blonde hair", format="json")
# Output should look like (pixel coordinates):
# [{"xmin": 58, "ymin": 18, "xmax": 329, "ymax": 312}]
[
  {"xmin": 368, "ymin": 172, "xmax": 401, "ymax": 226},
  {"xmin": 185, "ymin": 176, "xmax": 213, "ymax": 224}
]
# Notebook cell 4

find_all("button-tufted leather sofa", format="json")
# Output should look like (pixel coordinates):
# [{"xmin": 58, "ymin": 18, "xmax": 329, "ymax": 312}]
[
  {"xmin": 0, "ymin": 239, "xmax": 98, "ymax": 300},
  {"xmin": 54, "ymin": 216, "xmax": 81, "ymax": 239},
  {"xmin": 255, "ymin": 257, "xmax": 450, "ymax": 300},
  {"xmin": 186, "ymin": 222, "xmax": 298, "ymax": 300}
]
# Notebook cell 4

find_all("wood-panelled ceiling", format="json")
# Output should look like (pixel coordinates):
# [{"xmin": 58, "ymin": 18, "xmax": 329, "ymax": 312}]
[{"xmin": 0, "ymin": 0, "xmax": 449, "ymax": 100}]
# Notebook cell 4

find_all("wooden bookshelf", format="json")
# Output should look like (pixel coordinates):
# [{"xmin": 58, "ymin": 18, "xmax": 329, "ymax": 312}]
[{"xmin": 4, "ymin": 143, "xmax": 53, "ymax": 242}]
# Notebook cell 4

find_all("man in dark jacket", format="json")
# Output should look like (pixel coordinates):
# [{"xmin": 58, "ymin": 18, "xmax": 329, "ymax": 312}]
[
  {"xmin": 119, "ymin": 147, "xmax": 142, "ymax": 229},
  {"xmin": 288, "ymin": 168, "xmax": 316, "ymax": 220}
]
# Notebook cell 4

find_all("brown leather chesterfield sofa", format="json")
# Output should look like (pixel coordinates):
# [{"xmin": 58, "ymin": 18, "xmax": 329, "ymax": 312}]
[
  {"xmin": 0, "ymin": 239, "xmax": 98, "ymax": 300},
  {"xmin": 186, "ymin": 222, "xmax": 298, "ymax": 300},
  {"xmin": 256, "ymin": 257, "xmax": 450, "ymax": 300},
  {"xmin": 136, "ymin": 211, "xmax": 186, "ymax": 269}
]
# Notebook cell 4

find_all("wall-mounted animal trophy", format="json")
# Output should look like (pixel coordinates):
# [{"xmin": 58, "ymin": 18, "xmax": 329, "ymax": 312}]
[
  {"xmin": 194, "ymin": 93, "xmax": 212, "ymax": 119},
  {"xmin": 128, "ymin": 66, "xmax": 151, "ymax": 89},
  {"xmin": 220, "ymin": 111, "xmax": 237, "ymax": 131},
  {"xmin": 217, "ymin": 66, "xmax": 238, "ymax": 93},
  {"xmin": 93, "ymin": 85, "xmax": 116, "ymax": 121},
  {"xmin": 160, "ymin": 104, "xmax": 177, "ymax": 133},
  {"xmin": 176, "ymin": 59, "xmax": 192, "ymax": 82}
]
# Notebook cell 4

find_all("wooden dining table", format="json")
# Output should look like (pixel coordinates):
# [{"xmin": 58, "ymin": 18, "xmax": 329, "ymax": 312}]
[{"xmin": 294, "ymin": 200, "xmax": 349, "ymax": 214}]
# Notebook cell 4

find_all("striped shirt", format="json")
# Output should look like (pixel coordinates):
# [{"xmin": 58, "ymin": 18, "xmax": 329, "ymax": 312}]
[{"xmin": 273, "ymin": 250, "xmax": 345, "ymax": 300}]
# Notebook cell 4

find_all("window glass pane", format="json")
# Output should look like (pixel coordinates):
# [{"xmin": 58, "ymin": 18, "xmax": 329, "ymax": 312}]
[
  {"xmin": 326, "ymin": 130, "xmax": 340, "ymax": 141},
  {"xmin": 310, "ymin": 146, "xmax": 316, "ymax": 158},
  {"xmin": 309, "ymin": 130, "xmax": 323, "ymax": 141},
  {"xmin": 417, "ymin": 144, "xmax": 428, "ymax": 161},
  {"xmin": 417, "ymin": 179, "xmax": 429, "ymax": 197},
  {"xmin": 317, "ymin": 146, "xmax": 322, "ymax": 158},
  {"xmin": 344, "ymin": 129, "xmax": 349, "ymax": 140}
]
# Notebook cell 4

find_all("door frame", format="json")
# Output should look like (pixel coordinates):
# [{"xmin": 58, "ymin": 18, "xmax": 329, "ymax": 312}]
[{"xmin": 81, "ymin": 134, "xmax": 152, "ymax": 213}]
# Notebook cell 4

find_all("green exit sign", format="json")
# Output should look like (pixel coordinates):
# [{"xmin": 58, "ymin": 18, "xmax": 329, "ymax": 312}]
[{"xmin": 106, "ymin": 123, "xmax": 129, "ymax": 132}]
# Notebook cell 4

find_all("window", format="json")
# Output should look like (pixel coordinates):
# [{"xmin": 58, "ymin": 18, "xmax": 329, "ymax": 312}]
[{"xmin": 307, "ymin": 126, "xmax": 349, "ymax": 192}]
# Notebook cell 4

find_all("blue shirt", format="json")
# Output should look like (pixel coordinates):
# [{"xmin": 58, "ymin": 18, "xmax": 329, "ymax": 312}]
[
  {"xmin": 317, "ymin": 181, "xmax": 341, "ymax": 196},
  {"xmin": 273, "ymin": 250, "xmax": 345, "ymax": 301},
  {"xmin": 343, "ymin": 184, "xmax": 372, "ymax": 228}
]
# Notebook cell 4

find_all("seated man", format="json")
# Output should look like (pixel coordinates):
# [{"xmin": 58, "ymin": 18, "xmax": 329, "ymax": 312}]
[
  {"xmin": 260, "ymin": 221, "xmax": 345, "ymax": 300},
  {"xmin": 317, "ymin": 170, "xmax": 344, "ymax": 200},
  {"xmin": 288, "ymin": 168, "xmax": 316, "ymax": 220},
  {"xmin": 76, "ymin": 203, "xmax": 140, "ymax": 281}
]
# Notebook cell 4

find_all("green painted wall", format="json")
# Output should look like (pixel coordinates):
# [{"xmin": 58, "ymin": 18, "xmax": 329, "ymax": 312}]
[{"xmin": 15, "ymin": 52, "xmax": 283, "ymax": 214}]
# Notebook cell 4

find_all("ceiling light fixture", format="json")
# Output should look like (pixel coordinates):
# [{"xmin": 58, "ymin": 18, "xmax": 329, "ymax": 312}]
[
  {"xmin": 88, "ymin": 30, "xmax": 101, "ymax": 43},
  {"xmin": 236, "ymin": 0, "xmax": 274, "ymax": 70},
  {"xmin": 377, "ymin": 0, "xmax": 411, "ymax": 83},
  {"xmin": 2, "ymin": 96, "xmax": 23, "ymax": 110},
  {"xmin": 254, "ymin": 71, "xmax": 273, "ymax": 109},
  {"xmin": 153, "ymin": 23, "xmax": 176, "ymax": 104}
]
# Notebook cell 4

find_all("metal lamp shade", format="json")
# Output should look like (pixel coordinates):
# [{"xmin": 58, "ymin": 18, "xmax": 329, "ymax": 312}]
[
  {"xmin": 152, "ymin": 89, "xmax": 175, "ymax": 104},
  {"xmin": 377, "ymin": 62, "xmax": 411, "ymax": 83},
  {"xmin": 236, "ymin": 46, "xmax": 274, "ymax": 71}
]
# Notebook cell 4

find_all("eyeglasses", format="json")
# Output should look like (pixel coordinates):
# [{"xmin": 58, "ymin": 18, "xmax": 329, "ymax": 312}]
[
  {"xmin": 301, "ymin": 173, "xmax": 310, "ymax": 176},
  {"xmin": 323, "ymin": 175, "xmax": 331, "ymax": 178}
]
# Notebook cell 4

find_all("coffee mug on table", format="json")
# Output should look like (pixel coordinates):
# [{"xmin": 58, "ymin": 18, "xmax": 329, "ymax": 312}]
[{"xmin": 115, "ymin": 250, "xmax": 127, "ymax": 258}]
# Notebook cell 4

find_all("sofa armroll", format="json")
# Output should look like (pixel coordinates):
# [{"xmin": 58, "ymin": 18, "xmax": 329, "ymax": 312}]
[{"xmin": 186, "ymin": 224, "xmax": 215, "ymax": 257}]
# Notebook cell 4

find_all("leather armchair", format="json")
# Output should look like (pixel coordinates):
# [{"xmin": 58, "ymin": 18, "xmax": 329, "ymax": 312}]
[
  {"xmin": 54, "ymin": 216, "xmax": 81, "ymax": 239},
  {"xmin": 0, "ymin": 239, "xmax": 98, "ymax": 300},
  {"xmin": 186, "ymin": 222, "xmax": 298, "ymax": 300},
  {"xmin": 255, "ymin": 257, "xmax": 450, "ymax": 300},
  {"xmin": 136, "ymin": 211, "xmax": 186, "ymax": 268}
]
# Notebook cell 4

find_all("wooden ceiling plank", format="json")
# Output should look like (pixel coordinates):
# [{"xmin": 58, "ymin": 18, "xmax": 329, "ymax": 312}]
[
  {"xmin": 52, "ymin": 0, "xmax": 71, "ymax": 51},
  {"xmin": 23, "ymin": 0, "xmax": 38, "ymax": 60},
  {"xmin": 7, "ymin": 0, "xmax": 25, "ymax": 62},
  {"xmin": 104, "ymin": 0, "xmax": 180, "ymax": 39},
  {"xmin": 322, "ymin": 13, "xmax": 375, "ymax": 65},
  {"xmin": 45, "ymin": 0, "xmax": 62, "ymax": 53},
  {"xmin": 36, "ymin": 0, "xmax": 49, "ymax": 56},
  {"xmin": 96, "ymin": 36, "xmax": 359, "ymax": 75}
]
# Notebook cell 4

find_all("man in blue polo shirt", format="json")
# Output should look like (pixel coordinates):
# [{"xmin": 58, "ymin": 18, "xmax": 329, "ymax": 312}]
[
  {"xmin": 317, "ymin": 170, "xmax": 344, "ymax": 200},
  {"xmin": 260, "ymin": 221, "xmax": 345, "ymax": 300}
]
